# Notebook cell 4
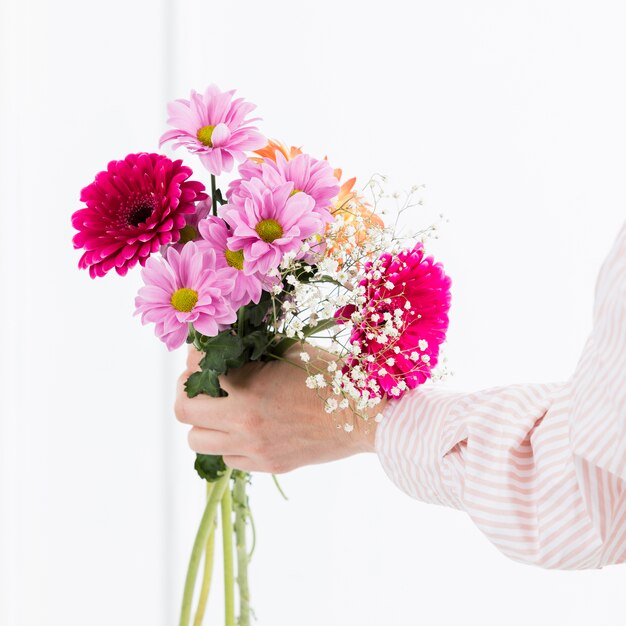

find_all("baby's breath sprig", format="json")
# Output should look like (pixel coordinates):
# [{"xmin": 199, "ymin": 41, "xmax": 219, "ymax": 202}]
[{"xmin": 265, "ymin": 176, "xmax": 450, "ymax": 430}]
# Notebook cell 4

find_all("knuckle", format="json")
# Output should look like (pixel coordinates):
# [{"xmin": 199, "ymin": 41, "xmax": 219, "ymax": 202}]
[
  {"xmin": 224, "ymin": 456, "xmax": 250, "ymax": 473},
  {"xmin": 187, "ymin": 347, "xmax": 202, "ymax": 371},
  {"xmin": 187, "ymin": 428, "xmax": 196, "ymax": 450},
  {"xmin": 267, "ymin": 460, "xmax": 288, "ymax": 475},
  {"xmin": 240, "ymin": 409, "xmax": 262, "ymax": 433},
  {"xmin": 187, "ymin": 428, "xmax": 199, "ymax": 451},
  {"xmin": 248, "ymin": 437, "xmax": 269, "ymax": 458},
  {"xmin": 174, "ymin": 396, "xmax": 190, "ymax": 424},
  {"xmin": 177, "ymin": 370, "xmax": 191, "ymax": 388}
]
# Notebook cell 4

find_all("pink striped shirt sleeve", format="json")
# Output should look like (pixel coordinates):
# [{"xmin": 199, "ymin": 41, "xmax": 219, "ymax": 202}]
[{"xmin": 376, "ymin": 222, "xmax": 626, "ymax": 569}]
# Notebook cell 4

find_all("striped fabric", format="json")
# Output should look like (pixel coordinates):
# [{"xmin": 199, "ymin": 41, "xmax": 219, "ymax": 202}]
[{"xmin": 376, "ymin": 222, "xmax": 626, "ymax": 569}]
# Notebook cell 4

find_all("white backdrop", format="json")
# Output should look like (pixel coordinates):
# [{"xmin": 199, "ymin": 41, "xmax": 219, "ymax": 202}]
[{"xmin": 1, "ymin": 1, "xmax": 625, "ymax": 625}]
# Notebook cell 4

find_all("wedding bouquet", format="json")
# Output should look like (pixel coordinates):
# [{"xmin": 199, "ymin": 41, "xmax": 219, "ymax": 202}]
[{"xmin": 71, "ymin": 85, "xmax": 452, "ymax": 625}]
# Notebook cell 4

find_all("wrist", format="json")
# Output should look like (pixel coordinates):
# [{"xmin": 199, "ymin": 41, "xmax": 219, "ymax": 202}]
[
  {"xmin": 354, "ymin": 422, "xmax": 377, "ymax": 454},
  {"xmin": 340, "ymin": 397, "xmax": 386, "ymax": 455}
]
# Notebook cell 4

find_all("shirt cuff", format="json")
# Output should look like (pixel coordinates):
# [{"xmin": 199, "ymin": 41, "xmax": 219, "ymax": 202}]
[{"xmin": 374, "ymin": 385, "xmax": 467, "ymax": 510}]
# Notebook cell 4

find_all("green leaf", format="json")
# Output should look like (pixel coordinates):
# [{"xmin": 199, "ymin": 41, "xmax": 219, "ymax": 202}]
[
  {"xmin": 304, "ymin": 317, "xmax": 338, "ymax": 337},
  {"xmin": 311, "ymin": 275, "xmax": 344, "ymax": 288},
  {"xmin": 293, "ymin": 263, "xmax": 317, "ymax": 284},
  {"xmin": 184, "ymin": 368, "xmax": 227, "ymax": 398},
  {"xmin": 214, "ymin": 188, "xmax": 228, "ymax": 206},
  {"xmin": 243, "ymin": 330, "xmax": 271, "ymax": 360},
  {"xmin": 186, "ymin": 325, "xmax": 196, "ymax": 344},
  {"xmin": 195, "ymin": 453, "xmax": 227, "ymax": 482},
  {"xmin": 244, "ymin": 292, "xmax": 273, "ymax": 327},
  {"xmin": 198, "ymin": 332, "xmax": 245, "ymax": 373},
  {"xmin": 271, "ymin": 337, "xmax": 299, "ymax": 358}
]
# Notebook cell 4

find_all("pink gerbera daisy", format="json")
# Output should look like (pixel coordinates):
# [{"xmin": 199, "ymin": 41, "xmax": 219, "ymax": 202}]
[
  {"xmin": 159, "ymin": 85, "xmax": 266, "ymax": 176},
  {"xmin": 228, "ymin": 152, "xmax": 339, "ymax": 223},
  {"xmin": 72, "ymin": 153, "xmax": 207, "ymax": 278},
  {"xmin": 197, "ymin": 216, "xmax": 265, "ymax": 310},
  {"xmin": 336, "ymin": 244, "xmax": 452, "ymax": 397},
  {"xmin": 135, "ymin": 242, "xmax": 237, "ymax": 350},
  {"xmin": 222, "ymin": 179, "xmax": 324, "ymax": 275}
]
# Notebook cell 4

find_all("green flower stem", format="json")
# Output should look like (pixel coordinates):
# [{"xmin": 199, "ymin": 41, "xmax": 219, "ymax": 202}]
[
  {"xmin": 237, "ymin": 306, "xmax": 246, "ymax": 337},
  {"xmin": 221, "ymin": 485, "xmax": 235, "ymax": 626},
  {"xmin": 247, "ymin": 505, "xmax": 256, "ymax": 561},
  {"xmin": 211, "ymin": 175, "xmax": 218, "ymax": 216},
  {"xmin": 273, "ymin": 318, "xmax": 338, "ymax": 357},
  {"xmin": 271, "ymin": 473, "xmax": 289, "ymax": 501},
  {"xmin": 193, "ymin": 482, "xmax": 218, "ymax": 626},
  {"xmin": 233, "ymin": 473, "xmax": 251, "ymax": 626},
  {"xmin": 179, "ymin": 470, "xmax": 233, "ymax": 626}
]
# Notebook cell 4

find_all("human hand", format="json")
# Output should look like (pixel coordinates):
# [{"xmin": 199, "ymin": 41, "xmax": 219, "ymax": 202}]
[{"xmin": 174, "ymin": 345, "xmax": 383, "ymax": 474}]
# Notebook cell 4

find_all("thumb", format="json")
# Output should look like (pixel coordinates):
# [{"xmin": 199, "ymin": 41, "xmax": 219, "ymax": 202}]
[{"xmin": 186, "ymin": 345, "xmax": 203, "ymax": 372}]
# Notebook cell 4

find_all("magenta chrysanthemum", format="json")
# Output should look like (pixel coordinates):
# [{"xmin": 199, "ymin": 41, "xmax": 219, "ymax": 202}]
[
  {"xmin": 159, "ymin": 85, "xmax": 266, "ymax": 176},
  {"xmin": 228, "ymin": 152, "xmax": 339, "ymax": 223},
  {"xmin": 221, "ymin": 179, "xmax": 324, "ymax": 275},
  {"xmin": 197, "ymin": 216, "xmax": 265, "ymax": 310},
  {"xmin": 134, "ymin": 242, "xmax": 237, "ymax": 350},
  {"xmin": 336, "ymin": 244, "xmax": 452, "ymax": 398},
  {"xmin": 72, "ymin": 153, "xmax": 207, "ymax": 278}
]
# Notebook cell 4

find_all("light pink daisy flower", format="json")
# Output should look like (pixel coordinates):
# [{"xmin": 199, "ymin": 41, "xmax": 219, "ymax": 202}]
[
  {"xmin": 159, "ymin": 85, "xmax": 266, "ymax": 176},
  {"xmin": 226, "ymin": 159, "xmax": 262, "ymax": 201},
  {"xmin": 228, "ymin": 152, "xmax": 340, "ymax": 223},
  {"xmin": 222, "ymin": 179, "xmax": 324, "ymax": 275},
  {"xmin": 197, "ymin": 216, "xmax": 265, "ymax": 310},
  {"xmin": 135, "ymin": 242, "xmax": 237, "ymax": 350},
  {"xmin": 162, "ymin": 197, "xmax": 213, "ymax": 254}
]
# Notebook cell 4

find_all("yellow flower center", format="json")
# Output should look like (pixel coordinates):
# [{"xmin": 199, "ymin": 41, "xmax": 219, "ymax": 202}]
[
  {"xmin": 290, "ymin": 189, "xmax": 302, "ymax": 197},
  {"xmin": 196, "ymin": 125, "xmax": 216, "ymax": 147},
  {"xmin": 171, "ymin": 288, "xmax": 198, "ymax": 312},
  {"xmin": 225, "ymin": 248, "xmax": 244, "ymax": 270},
  {"xmin": 178, "ymin": 225, "xmax": 197, "ymax": 245},
  {"xmin": 255, "ymin": 219, "xmax": 283, "ymax": 243}
]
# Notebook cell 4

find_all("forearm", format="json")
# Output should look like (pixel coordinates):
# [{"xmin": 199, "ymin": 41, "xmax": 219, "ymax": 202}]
[{"xmin": 375, "ymin": 379, "xmax": 626, "ymax": 569}]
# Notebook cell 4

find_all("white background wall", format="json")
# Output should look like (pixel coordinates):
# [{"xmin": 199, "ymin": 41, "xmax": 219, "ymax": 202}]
[{"xmin": 1, "ymin": 1, "xmax": 624, "ymax": 625}]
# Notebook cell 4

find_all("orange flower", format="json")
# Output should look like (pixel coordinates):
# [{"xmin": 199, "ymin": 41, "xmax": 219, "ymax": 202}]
[
  {"xmin": 251, "ymin": 139, "xmax": 302, "ymax": 163},
  {"xmin": 328, "ymin": 170, "xmax": 384, "ymax": 257}
]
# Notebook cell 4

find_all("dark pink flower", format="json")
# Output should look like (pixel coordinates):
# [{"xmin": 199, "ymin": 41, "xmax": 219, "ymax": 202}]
[
  {"xmin": 336, "ymin": 244, "xmax": 451, "ymax": 398},
  {"xmin": 72, "ymin": 153, "xmax": 207, "ymax": 278}
]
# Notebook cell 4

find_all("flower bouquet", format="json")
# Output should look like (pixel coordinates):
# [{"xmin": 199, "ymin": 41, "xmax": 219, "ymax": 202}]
[{"xmin": 71, "ymin": 84, "xmax": 451, "ymax": 625}]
